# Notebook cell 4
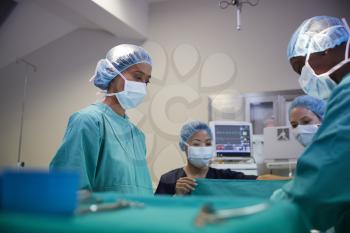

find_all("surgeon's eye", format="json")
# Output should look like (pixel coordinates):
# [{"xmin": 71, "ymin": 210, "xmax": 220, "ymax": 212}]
[
  {"xmin": 315, "ymin": 50, "xmax": 327, "ymax": 56},
  {"xmin": 133, "ymin": 75, "xmax": 143, "ymax": 82},
  {"xmin": 300, "ymin": 120, "xmax": 311, "ymax": 125}
]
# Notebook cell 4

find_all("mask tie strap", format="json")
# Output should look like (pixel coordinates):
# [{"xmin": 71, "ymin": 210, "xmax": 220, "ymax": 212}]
[{"xmin": 341, "ymin": 18, "xmax": 350, "ymax": 59}]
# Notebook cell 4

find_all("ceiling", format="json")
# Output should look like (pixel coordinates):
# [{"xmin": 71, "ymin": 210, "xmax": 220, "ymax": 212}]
[{"xmin": 0, "ymin": 0, "xmax": 152, "ymax": 69}]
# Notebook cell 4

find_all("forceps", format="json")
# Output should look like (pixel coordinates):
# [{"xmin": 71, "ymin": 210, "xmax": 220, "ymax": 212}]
[{"xmin": 195, "ymin": 202, "xmax": 270, "ymax": 227}]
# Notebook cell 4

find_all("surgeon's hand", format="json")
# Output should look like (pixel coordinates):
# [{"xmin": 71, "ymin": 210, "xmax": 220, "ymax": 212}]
[{"xmin": 175, "ymin": 177, "xmax": 197, "ymax": 195}]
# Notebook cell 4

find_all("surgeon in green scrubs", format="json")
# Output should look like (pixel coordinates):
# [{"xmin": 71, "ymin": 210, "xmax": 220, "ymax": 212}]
[
  {"xmin": 272, "ymin": 16, "xmax": 350, "ymax": 232},
  {"xmin": 50, "ymin": 44, "xmax": 153, "ymax": 195}
]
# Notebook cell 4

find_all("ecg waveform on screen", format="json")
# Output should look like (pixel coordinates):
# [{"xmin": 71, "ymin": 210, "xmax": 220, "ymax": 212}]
[{"xmin": 215, "ymin": 125, "xmax": 251, "ymax": 154}]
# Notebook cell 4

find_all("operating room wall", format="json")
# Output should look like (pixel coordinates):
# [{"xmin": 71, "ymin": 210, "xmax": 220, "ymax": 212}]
[
  {"xmin": 0, "ymin": 29, "xmax": 133, "ymax": 169},
  {"xmin": 140, "ymin": 0, "xmax": 349, "ymax": 185},
  {"xmin": 0, "ymin": 0, "xmax": 348, "ymax": 188},
  {"xmin": 144, "ymin": 0, "xmax": 350, "ymax": 184}
]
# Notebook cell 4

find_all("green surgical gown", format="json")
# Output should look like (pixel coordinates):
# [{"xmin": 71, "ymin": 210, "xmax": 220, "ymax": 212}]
[
  {"xmin": 50, "ymin": 103, "xmax": 152, "ymax": 195},
  {"xmin": 272, "ymin": 73, "xmax": 350, "ymax": 231}
]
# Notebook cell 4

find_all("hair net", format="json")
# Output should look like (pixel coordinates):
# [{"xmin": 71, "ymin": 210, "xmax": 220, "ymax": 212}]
[
  {"xmin": 91, "ymin": 44, "xmax": 152, "ymax": 90},
  {"xmin": 287, "ymin": 16, "xmax": 349, "ymax": 59},
  {"xmin": 289, "ymin": 95, "xmax": 327, "ymax": 121},
  {"xmin": 179, "ymin": 121, "xmax": 212, "ymax": 151}
]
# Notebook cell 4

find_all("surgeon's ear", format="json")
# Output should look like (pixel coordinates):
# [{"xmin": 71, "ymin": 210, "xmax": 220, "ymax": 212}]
[
  {"xmin": 290, "ymin": 56, "xmax": 305, "ymax": 75},
  {"xmin": 108, "ymin": 76, "xmax": 124, "ymax": 93},
  {"xmin": 107, "ymin": 77, "xmax": 117, "ymax": 92}
]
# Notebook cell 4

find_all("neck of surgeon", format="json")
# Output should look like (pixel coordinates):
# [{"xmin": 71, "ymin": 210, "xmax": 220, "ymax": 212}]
[
  {"xmin": 103, "ymin": 96, "xmax": 125, "ymax": 117},
  {"xmin": 184, "ymin": 162, "xmax": 209, "ymax": 178}
]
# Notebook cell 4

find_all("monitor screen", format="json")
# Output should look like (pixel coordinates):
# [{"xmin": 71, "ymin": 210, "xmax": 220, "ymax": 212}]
[{"xmin": 214, "ymin": 124, "xmax": 251, "ymax": 157}]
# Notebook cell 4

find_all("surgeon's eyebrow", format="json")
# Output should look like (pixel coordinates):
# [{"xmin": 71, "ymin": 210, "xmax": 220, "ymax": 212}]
[
  {"xmin": 192, "ymin": 138, "xmax": 211, "ymax": 143},
  {"xmin": 299, "ymin": 116, "xmax": 312, "ymax": 122},
  {"xmin": 192, "ymin": 139, "xmax": 202, "ymax": 142}
]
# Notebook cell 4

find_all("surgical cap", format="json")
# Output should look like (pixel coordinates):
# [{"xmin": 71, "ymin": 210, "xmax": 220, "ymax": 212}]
[
  {"xmin": 91, "ymin": 44, "xmax": 152, "ymax": 90},
  {"xmin": 289, "ymin": 95, "xmax": 327, "ymax": 121},
  {"xmin": 287, "ymin": 16, "xmax": 349, "ymax": 59},
  {"xmin": 179, "ymin": 121, "xmax": 212, "ymax": 151}
]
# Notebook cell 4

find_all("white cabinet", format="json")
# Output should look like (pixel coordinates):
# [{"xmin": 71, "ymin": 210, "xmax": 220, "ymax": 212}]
[{"xmin": 244, "ymin": 90, "xmax": 304, "ymax": 134}]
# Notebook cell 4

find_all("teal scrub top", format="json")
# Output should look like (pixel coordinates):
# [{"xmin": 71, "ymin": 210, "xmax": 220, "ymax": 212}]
[
  {"xmin": 50, "ymin": 103, "xmax": 153, "ymax": 195},
  {"xmin": 272, "ymin": 73, "xmax": 350, "ymax": 231}
]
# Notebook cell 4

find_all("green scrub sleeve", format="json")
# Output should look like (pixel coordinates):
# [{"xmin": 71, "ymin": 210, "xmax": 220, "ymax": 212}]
[{"xmin": 50, "ymin": 112, "xmax": 102, "ymax": 190}]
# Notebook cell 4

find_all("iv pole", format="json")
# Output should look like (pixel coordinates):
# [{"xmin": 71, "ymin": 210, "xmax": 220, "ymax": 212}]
[
  {"xmin": 219, "ymin": 0, "xmax": 259, "ymax": 31},
  {"xmin": 16, "ymin": 58, "xmax": 37, "ymax": 168}
]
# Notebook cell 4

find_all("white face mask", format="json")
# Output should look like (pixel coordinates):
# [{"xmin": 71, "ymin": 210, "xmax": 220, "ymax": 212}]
[
  {"xmin": 106, "ymin": 72, "xmax": 147, "ymax": 109},
  {"xmin": 187, "ymin": 146, "xmax": 215, "ymax": 169},
  {"xmin": 292, "ymin": 124, "xmax": 319, "ymax": 147},
  {"xmin": 299, "ymin": 19, "xmax": 350, "ymax": 100}
]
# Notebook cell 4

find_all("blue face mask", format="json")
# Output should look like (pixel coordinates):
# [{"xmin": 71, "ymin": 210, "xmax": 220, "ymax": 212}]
[
  {"xmin": 106, "ymin": 73, "xmax": 147, "ymax": 109},
  {"xmin": 299, "ymin": 63, "xmax": 337, "ymax": 100},
  {"xmin": 184, "ymin": 142, "xmax": 215, "ymax": 168},
  {"xmin": 188, "ymin": 146, "xmax": 215, "ymax": 168},
  {"xmin": 292, "ymin": 124, "xmax": 319, "ymax": 147}
]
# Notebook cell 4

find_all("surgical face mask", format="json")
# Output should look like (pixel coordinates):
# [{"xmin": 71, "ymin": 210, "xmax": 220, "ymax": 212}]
[
  {"xmin": 299, "ymin": 64, "xmax": 337, "ymax": 100},
  {"xmin": 299, "ymin": 19, "xmax": 350, "ymax": 100},
  {"xmin": 106, "ymin": 73, "xmax": 147, "ymax": 109},
  {"xmin": 292, "ymin": 124, "xmax": 319, "ymax": 147},
  {"xmin": 187, "ymin": 145, "xmax": 215, "ymax": 169}
]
